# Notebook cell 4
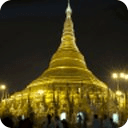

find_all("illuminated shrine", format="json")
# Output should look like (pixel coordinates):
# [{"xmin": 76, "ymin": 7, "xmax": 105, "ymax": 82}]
[{"xmin": 0, "ymin": 1, "xmax": 116, "ymax": 120}]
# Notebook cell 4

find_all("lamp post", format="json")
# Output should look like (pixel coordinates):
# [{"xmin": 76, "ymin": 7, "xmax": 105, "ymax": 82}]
[
  {"xmin": 0, "ymin": 84, "xmax": 9, "ymax": 116},
  {"xmin": 112, "ymin": 72, "xmax": 127, "ymax": 106},
  {"xmin": 112, "ymin": 73, "xmax": 119, "ymax": 90},
  {"xmin": 112, "ymin": 72, "xmax": 128, "ymax": 90},
  {"xmin": 112, "ymin": 72, "xmax": 128, "ymax": 125},
  {"xmin": 0, "ymin": 85, "xmax": 6, "ymax": 101}
]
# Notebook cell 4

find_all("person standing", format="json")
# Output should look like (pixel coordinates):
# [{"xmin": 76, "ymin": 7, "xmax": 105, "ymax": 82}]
[
  {"xmin": 18, "ymin": 117, "xmax": 33, "ymax": 128},
  {"xmin": 47, "ymin": 114, "xmax": 52, "ymax": 128},
  {"xmin": 110, "ymin": 118, "xmax": 118, "ymax": 128},
  {"xmin": 61, "ymin": 119, "xmax": 69, "ymax": 128},
  {"xmin": 43, "ymin": 114, "xmax": 55, "ymax": 128},
  {"xmin": 92, "ymin": 114, "xmax": 101, "ymax": 128},
  {"xmin": 77, "ymin": 114, "xmax": 82, "ymax": 128},
  {"xmin": 54, "ymin": 116, "xmax": 63, "ymax": 128},
  {"xmin": 83, "ymin": 112, "xmax": 88, "ymax": 128},
  {"xmin": 102, "ymin": 115, "xmax": 113, "ymax": 128}
]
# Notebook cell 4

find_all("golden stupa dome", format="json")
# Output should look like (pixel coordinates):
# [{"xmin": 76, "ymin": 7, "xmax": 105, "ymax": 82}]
[{"xmin": 27, "ymin": 2, "xmax": 107, "ymax": 89}]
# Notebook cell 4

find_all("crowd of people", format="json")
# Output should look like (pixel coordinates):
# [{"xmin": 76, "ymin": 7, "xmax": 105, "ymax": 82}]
[
  {"xmin": 91, "ymin": 114, "xmax": 118, "ymax": 128},
  {"xmin": 0, "ymin": 113, "xmax": 119, "ymax": 128}
]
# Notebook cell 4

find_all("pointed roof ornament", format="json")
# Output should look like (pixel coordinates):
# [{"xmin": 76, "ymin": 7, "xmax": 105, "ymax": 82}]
[
  {"xmin": 59, "ymin": 0, "xmax": 79, "ymax": 51},
  {"xmin": 66, "ymin": 0, "xmax": 72, "ymax": 18}
]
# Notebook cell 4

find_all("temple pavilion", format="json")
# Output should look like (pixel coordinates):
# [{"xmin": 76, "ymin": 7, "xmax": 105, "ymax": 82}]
[{"xmin": 0, "ymin": 1, "xmax": 116, "ymax": 121}]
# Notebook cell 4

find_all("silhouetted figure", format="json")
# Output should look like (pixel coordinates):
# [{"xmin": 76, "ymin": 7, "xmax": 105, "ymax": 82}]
[
  {"xmin": 77, "ymin": 114, "xmax": 82, "ymax": 124},
  {"xmin": 61, "ymin": 119, "xmax": 69, "ymax": 128},
  {"xmin": 48, "ymin": 114, "xmax": 52, "ymax": 125},
  {"xmin": 92, "ymin": 114, "xmax": 101, "ymax": 128},
  {"xmin": 77, "ymin": 114, "xmax": 82, "ymax": 128},
  {"xmin": 12, "ymin": 116, "xmax": 19, "ymax": 128},
  {"xmin": 83, "ymin": 112, "xmax": 88, "ymax": 128},
  {"xmin": 55, "ymin": 116, "xmax": 63, "ymax": 128},
  {"xmin": 102, "ymin": 115, "xmax": 112, "ymax": 128},
  {"xmin": 110, "ymin": 118, "xmax": 118, "ymax": 128},
  {"xmin": 18, "ymin": 118, "xmax": 33, "ymax": 128},
  {"xmin": 43, "ymin": 114, "xmax": 55, "ymax": 128}
]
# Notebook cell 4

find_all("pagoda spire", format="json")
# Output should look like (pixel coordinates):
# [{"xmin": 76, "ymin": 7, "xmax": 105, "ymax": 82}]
[
  {"xmin": 59, "ymin": 0, "xmax": 79, "ymax": 51},
  {"xmin": 66, "ymin": 0, "xmax": 72, "ymax": 19}
]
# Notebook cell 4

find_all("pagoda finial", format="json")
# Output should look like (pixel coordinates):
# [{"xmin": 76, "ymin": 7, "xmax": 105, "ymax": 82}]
[
  {"xmin": 58, "ymin": 0, "xmax": 78, "ymax": 50},
  {"xmin": 66, "ymin": 0, "xmax": 72, "ymax": 18}
]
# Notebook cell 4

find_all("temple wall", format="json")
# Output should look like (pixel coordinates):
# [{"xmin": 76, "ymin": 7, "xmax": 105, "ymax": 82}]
[{"xmin": 0, "ymin": 85, "xmax": 116, "ymax": 121}]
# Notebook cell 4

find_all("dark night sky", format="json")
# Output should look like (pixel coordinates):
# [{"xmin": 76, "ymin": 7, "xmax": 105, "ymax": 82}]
[{"xmin": 0, "ymin": 0, "xmax": 128, "ymax": 94}]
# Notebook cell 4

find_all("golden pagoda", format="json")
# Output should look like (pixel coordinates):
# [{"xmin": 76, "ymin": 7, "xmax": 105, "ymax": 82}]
[{"xmin": 0, "ymin": 1, "xmax": 115, "ymax": 121}]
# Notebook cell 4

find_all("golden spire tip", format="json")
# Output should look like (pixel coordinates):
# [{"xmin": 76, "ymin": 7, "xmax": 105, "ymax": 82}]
[{"xmin": 66, "ymin": 0, "xmax": 72, "ymax": 18}]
